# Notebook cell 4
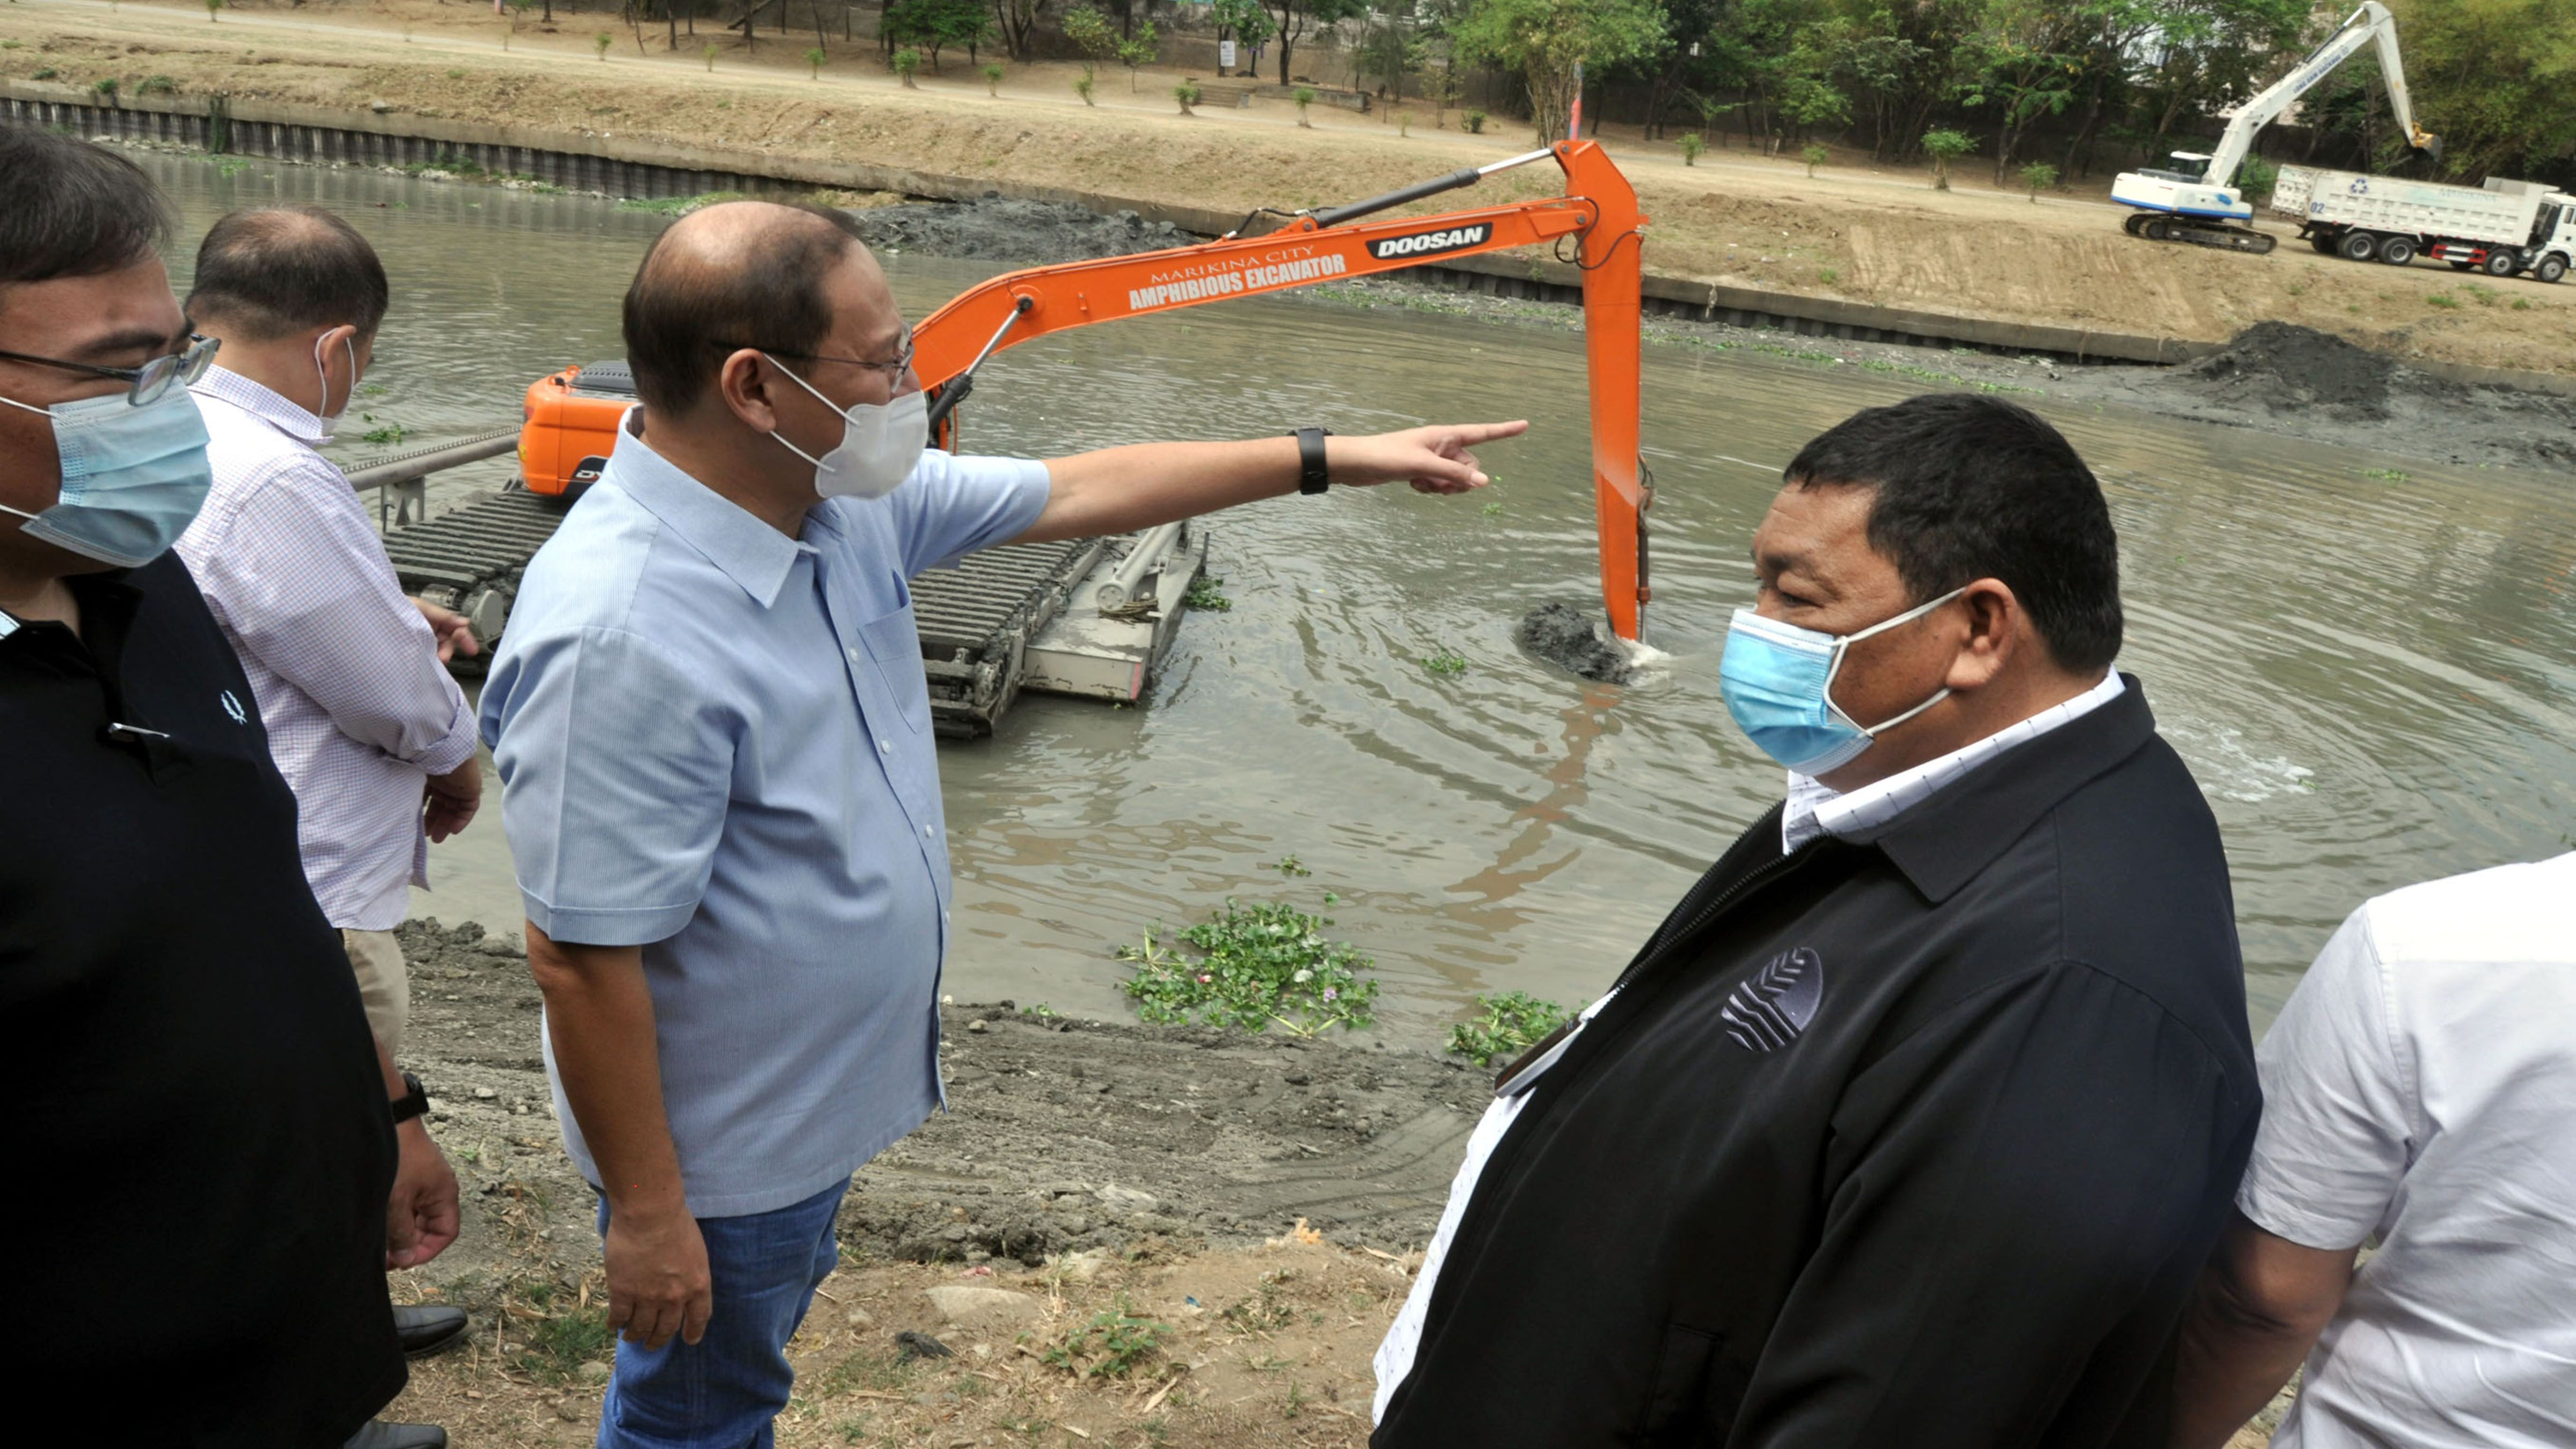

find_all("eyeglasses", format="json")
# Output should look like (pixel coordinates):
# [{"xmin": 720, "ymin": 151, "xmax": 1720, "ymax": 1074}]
[
  {"xmin": 721, "ymin": 326, "xmax": 914, "ymax": 384},
  {"xmin": 0, "ymin": 333, "xmax": 220, "ymax": 406}
]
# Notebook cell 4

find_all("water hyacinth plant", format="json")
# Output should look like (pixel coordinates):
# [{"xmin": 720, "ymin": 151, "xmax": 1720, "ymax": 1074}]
[{"xmin": 1117, "ymin": 899, "xmax": 1378, "ymax": 1036}]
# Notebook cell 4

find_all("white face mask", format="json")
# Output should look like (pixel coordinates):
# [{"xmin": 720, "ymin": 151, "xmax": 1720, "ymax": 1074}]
[
  {"xmin": 310, "ymin": 332, "xmax": 358, "ymax": 442},
  {"xmin": 763, "ymin": 355, "xmax": 927, "ymax": 501}
]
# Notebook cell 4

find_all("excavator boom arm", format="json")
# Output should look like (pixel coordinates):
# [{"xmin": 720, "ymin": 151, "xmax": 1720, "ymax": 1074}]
[
  {"xmin": 913, "ymin": 141, "xmax": 1651, "ymax": 641},
  {"xmin": 2205, "ymin": 2, "xmax": 2435, "ymax": 187}
]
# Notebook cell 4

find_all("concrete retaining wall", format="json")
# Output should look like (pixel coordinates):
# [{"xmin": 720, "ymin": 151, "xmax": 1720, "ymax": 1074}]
[{"xmin": 14, "ymin": 78, "xmax": 2570, "ymax": 390}]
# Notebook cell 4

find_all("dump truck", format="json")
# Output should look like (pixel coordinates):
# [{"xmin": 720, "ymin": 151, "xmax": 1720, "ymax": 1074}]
[{"xmin": 2273, "ymin": 166, "xmax": 2576, "ymax": 281}]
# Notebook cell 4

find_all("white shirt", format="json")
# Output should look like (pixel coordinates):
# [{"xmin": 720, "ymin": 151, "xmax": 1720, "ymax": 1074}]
[
  {"xmin": 176, "ymin": 367, "xmax": 478, "ymax": 929},
  {"xmin": 1373, "ymin": 669, "xmax": 2125, "ymax": 1421},
  {"xmin": 2239, "ymin": 855, "xmax": 2576, "ymax": 1449}
]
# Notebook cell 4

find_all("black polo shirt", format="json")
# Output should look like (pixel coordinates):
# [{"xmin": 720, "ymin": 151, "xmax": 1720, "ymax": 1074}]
[
  {"xmin": 1375, "ymin": 681, "xmax": 2260, "ymax": 1448},
  {"xmin": 0, "ymin": 554, "xmax": 404, "ymax": 1446}
]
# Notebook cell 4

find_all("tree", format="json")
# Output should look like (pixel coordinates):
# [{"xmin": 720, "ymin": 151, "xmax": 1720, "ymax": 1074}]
[
  {"xmin": 884, "ymin": 0, "xmax": 994, "ymax": 71},
  {"xmin": 1956, "ymin": 0, "xmax": 2085, "ymax": 183},
  {"xmin": 1117, "ymin": 18, "xmax": 1159, "ymax": 91},
  {"xmin": 992, "ymin": 0, "xmax": 1051, "ymax": 61},
  {"xmin": 1270, "ymin": 0, "xmax": 1367, "ymax": 86},
  {"xmin": 892, "ymin": 45, "xmax": 924, "ymax": 85},
  {"xmin": 1450, "ymin": 0, "xmax": 1672, "ymax": 144},
  {"xmin": 1062, "ymin": 4, "xmax": 1123, "ymax": 64},
  {"xmin": 1921, "ymin": 125, "xmax": 1973, "ymax": 188},
  {"xmin": 1211, "ymin": 0, "xmax": 1276, "ymax": 76}
]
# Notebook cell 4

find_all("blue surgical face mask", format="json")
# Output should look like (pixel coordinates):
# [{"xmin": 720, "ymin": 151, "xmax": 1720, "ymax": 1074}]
[
  {"xmin": 1718, "ymin": 587, "xmax": 1967, "ymax": 776},
  {"xmin": 0, "ymin": 385, "xmax": 215, "ymax": 568}
]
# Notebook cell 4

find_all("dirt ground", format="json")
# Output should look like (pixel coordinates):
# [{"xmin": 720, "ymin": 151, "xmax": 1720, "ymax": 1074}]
[
  {"xmin": 8, "ymin": 0, "xmax": 2574, "ymax": 378},
  {"xmin": 379, "ymin": 918, "xmax": 2289, "ymax": 1445},
  {"xmin": 380, "ymin": 919, "xmax": 1480, "ymax": 1445}
]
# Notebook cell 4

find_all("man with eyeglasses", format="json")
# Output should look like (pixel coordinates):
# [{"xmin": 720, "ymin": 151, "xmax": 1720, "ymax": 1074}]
[
  {"xmin": 0, "ymin": 131, "xmax": 442, "ymax": 1446},
  {"xmin": 480, "ymin": 199, "xmax": 1521, "ymax": 1446}
]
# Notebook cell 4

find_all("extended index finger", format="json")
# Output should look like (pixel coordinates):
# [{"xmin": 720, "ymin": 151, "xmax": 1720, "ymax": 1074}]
[{"xmin": 1441, "ymin": 420, "xmax": 1529, "ymax": 447}]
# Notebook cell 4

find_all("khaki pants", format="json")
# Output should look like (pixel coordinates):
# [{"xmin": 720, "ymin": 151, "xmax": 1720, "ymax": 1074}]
[{"xmin": 341, "ymin": 928, "xmax": 410, "ymax": 1059}]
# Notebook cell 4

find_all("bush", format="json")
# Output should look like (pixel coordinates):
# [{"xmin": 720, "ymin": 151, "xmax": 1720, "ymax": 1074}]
[
  {"xmin": 138, "ymin": 75, "xmax": 177, "ymax": 94},
  {"xmin": 1462, "ymin": 108, "xmax": 1486, "ymax": 134},
  {"xmin": 891, "ymin": 47, "xmax": 923, "ymax": 87},
  {"xmin": 702, "ymin": 42, "xmax": 720, "ymax": 71},
  {"xmin": 2019, "ymin": 161, "xmax": 2058, "ymax": 200},
  {"xmin": 1117, "ymin": 899, "xmax": 1378, "ymax": 1037},
  {"xmin": 981, "ymin": 61, "xmax": 1004, "ymax": 97},
  {"xmin": 1074, "ymin": 64, "xmax": 1096, "ymax": 106},
  {"xmin": 1174, "ymin": 80, "xmax": 1201, "ymax": 114},
  {"xmin": 1802, "ymin": 142, "xmax": 1829, "ymax": 177},
  {"xmin": 1678, "ymin": 132, "xmax": 1704, "ymax": 166},
  {"xmin": 594, "ymin": 32, "xmax": 613, "ymax": 61},
  {"xmin": 1446, "ymin": 991, "xmax": 1574, "ymax": 1067},
  {"xmin": 803, "ymin": 45, "xmax": 825, "ymax": 78},
  {"xmin": 2236, "ymin": 156, "xmax": 2279, "ymax": 206},
  {"xmin": 1921, "ymin": 127, "xmax": 1973, "ymax": 191},
  {"xmin": 31, "ymin": 67, "xmax": 57, "ymax": 80},
  {"xmin": 1293, "ymin": 85, "xmax": 1320, "ymax": 128},
  {"xmin": 91, "ymin": 77, "xmax": 119, "ymax": 100}
]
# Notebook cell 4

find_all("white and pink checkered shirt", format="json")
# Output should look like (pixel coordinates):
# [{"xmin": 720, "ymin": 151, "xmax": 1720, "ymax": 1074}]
[{"xmin": 176, "ymin": 365, "xmax": 477, "ymax": 929}]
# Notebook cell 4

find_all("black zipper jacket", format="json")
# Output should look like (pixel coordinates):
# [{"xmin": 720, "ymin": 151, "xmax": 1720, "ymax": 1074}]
[{"xmin": 1374, "ymin": 680, "xmax": 2258, "ymax": 1448}]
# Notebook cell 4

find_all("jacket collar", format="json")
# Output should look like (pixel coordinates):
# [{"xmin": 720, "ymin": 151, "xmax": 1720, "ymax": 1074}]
[
  {"xmin": 602, "ymin": 407, "xmax": 818, "ymax": 609},
  {"xmin": 1838, "ymin": 674, "xmax": 2157, "ymax": 904}
]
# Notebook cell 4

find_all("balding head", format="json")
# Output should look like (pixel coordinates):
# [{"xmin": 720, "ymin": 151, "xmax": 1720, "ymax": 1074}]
[
  {"xmin": 187, "ymin": 204, "xmax": 388, "ymax": 341},
  {"xmin": 623, "ymin": 201, "xmax": 887, "ymax": 415}
]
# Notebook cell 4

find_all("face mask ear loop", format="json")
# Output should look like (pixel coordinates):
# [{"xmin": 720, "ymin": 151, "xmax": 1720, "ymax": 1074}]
[
  {"xmin": 0, "ymin": 395, "xmax": 47, "ymax": 418},
  {"xmin": 1821, "ymin": 586, "xmax": 1969, "ymax": 734},
  {"xmin": 759, "ymin": 353, "xmax": 838, "ymax": 470}
]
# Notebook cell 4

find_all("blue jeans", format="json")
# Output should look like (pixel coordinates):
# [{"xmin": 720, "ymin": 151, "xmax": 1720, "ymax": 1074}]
[{"xmin": 593, "ymin": 1177, "xmax": 849, "ymax": 1449}]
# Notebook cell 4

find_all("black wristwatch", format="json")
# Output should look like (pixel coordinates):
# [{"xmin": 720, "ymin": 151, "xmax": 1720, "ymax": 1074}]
[
  {"xmin": 1291, "ymin": 426, "xmax": 1334, "ymax": 495},
  {"xmin": 389, "ymin": 1071, "xmax": 430, "ymax": 1125}
]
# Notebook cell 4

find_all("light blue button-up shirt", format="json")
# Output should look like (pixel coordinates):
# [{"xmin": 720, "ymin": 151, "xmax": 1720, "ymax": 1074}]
[{"xmin": 481, "ymin": 412, "xmax": 1050, "ymax": 1217}]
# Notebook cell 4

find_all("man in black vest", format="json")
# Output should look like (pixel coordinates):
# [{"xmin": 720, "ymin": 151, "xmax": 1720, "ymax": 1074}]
[
  {"xmin": 0, "ymin": 130, "xmax": 450, "ymax": 1447},
  {"xmin": 1372, "ymin": 394, "xmax": 2257, "ymax": 1448}
]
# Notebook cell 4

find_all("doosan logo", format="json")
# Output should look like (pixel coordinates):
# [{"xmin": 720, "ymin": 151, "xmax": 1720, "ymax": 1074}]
[{"xmin": 1368, "ymin": 224, "xmax": 1492, "ymax": 261}]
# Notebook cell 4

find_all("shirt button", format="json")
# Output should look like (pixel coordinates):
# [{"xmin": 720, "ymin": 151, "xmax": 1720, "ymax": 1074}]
[{"xmin": 877, "ymin": 739, "xmax": 890, "ymax": 755}]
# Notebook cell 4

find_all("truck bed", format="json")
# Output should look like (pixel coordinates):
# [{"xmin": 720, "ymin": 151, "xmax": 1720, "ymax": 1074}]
[{"xmin": 2273, "ymin": 165, "xmax": 2546, "ymax": 246}]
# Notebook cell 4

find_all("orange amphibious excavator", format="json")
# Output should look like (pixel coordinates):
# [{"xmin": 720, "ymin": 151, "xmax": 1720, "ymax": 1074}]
[{"xmin": 517, "ymin": 141, "xmax": 1652, "ymax": 640}]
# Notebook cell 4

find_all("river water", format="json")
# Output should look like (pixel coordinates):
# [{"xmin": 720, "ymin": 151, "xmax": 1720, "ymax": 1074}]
[{"xmin": 142, "ymin": 152, "xmax": 2576, "ymax": 1043}]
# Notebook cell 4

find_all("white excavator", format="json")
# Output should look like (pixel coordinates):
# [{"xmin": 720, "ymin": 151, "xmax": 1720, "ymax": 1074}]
[{"xmin": 2112, "ymin": 1, "xmax": 2441, "ymax": 253}]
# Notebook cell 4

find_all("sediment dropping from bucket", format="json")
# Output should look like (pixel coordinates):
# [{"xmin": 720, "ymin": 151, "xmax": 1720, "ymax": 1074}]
[{"xmin": 1515, "ymin": 603, "xmax": 1634, "ymax": 683}]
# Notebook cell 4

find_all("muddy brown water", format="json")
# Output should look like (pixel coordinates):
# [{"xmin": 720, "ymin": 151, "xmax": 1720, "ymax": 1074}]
[{"xmin": 141, "ymin": 152, "xmax": 2576, "ymax": 1049}]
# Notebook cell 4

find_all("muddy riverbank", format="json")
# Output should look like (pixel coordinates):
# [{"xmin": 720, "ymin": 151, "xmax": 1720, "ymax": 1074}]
[
  {"xmin": 386, "ymin": 917, "xmax": 1476, "ymax": 1444},
  {"xmin": 393, "ymin": 918, "xmax": 1480, "ymax": 1301}
]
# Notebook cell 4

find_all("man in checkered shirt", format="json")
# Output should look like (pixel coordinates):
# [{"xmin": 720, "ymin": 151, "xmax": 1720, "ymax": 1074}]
[
  {"xmin": 175, "ymin": 206, "xmax": 482, "ymax": 1068},
  {"xmin": 171, "ymin": 208, "xmax": 481, "ymax": 1388}
]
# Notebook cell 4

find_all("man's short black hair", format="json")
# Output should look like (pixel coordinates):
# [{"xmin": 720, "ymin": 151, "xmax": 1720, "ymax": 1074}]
[
  {"xmin": 1784, "ymin": 393, "xmax": 2123, "ymax": 672},
  {"xmin": 622, "ymin": 203, "xmax": 869, "ymax": 414},
  {"xmin": 185, "ymin": 205, "xmax": 390, "ymax": 340},
  {"xmin": 0, "ymin": 130, "xmax": 172, "ymax": 300}
]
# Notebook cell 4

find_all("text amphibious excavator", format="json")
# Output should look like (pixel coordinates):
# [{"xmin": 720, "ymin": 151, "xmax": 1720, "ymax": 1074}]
[
  {"xmin": 2110, "ymin": 1, "xmax": 2439, "ymax": 253},
  {"xmin": 513, "ymin": 141, "xmax": 1653, "ymax": 645}
]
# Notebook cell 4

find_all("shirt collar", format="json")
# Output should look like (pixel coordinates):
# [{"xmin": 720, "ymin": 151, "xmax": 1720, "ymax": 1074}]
[
  {"xmin": 1838, "ymin": 674, "xmax": 2157, "ymax": 904},
  {"xmin": 1784, "ymin": 670, "xmax": 2129, "ymax": 854},
  {"xmin": 602, "ymin": 408, "xmax": 818, "ymax": 609},
  {"xmin": 191, "ymin": 364, "xmax": 334, "ymax": 445}
]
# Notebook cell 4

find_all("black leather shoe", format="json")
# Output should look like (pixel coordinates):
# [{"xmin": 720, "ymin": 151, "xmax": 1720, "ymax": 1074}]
[
  {"xmin": 393, "ymin": 1302, "xmax": 470, "ymax": 1358},
  {"xmin": 343, "ymin": 1422, "xmax": 447, "ymax": 1449}
]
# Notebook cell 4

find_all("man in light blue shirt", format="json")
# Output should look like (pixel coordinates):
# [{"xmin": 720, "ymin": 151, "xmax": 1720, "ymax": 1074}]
[{"xmin": 479, "ymin": 199, "xmax": 1520, "ymax": 1448}]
